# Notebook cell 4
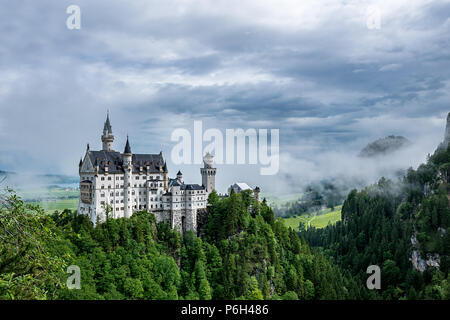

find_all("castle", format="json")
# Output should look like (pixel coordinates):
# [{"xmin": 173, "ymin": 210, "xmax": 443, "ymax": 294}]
[{"xmin": 78, "ymin": 113, "xmax": 216, "ymax": 234}]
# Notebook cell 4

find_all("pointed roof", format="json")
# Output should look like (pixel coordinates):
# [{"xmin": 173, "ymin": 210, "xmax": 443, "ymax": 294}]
[
  {"xmin": 177, "ymin": 170, "xmax": 182, "ymax": 176},
  {"xmin": 79, "ymin": 158, "xmax": 83, "ymax": 167},
  {"xmin": 104, "ymin": 111, "xmax": 112, "ymax": 133},
  {"xmin": 124, "ymin": 136, "xmax": 132, "ymax": 154},
  {"xmin": 163, "ymin": 161, "xmax": 168, "ymax": 172}
]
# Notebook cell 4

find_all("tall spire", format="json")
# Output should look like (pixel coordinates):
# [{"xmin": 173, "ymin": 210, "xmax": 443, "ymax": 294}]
[
  {"xmin": 124, "ymin": 135, "xmax": 132, "ymax": 154},
  {"xmin": 101, "ymin": 111, "xmax": 114, "ymax": 151},
  {"xmin": 103, "ymin": 110, "xmax": 112, "ymax": 134}
]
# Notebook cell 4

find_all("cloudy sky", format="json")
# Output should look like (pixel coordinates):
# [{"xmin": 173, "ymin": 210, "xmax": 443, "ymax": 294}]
[{"xmin": 0, "ymin": 0, "xmax": 449, "ymax": 194}]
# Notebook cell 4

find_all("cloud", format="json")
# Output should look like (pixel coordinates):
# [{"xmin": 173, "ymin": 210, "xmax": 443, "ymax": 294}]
[
  {"xmin": 0, "ymin": 0, "xmax": 448, "ymax": 195},
  {"xmin": 379, "ymin": 64, "xmax": 402, "ymax": 72}
]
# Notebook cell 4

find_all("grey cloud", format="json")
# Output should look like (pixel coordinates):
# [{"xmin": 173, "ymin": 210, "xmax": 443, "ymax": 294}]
[{"xmin": 0, "ymin": 0, "xmax": 448, "ymax": 195}]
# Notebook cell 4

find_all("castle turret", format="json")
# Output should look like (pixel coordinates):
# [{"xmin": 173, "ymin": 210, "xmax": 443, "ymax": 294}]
[
  {"xmin": 177, "ymin": 170, "xmax": 183, "ymax": 184},
  {"xmin": 123, "ymin": 136, "xmax": 132, "ymax": 218},
  {"xmin": 163, "ymin": 161, "xmax": 168, "ymax": 189},
  {"xmin": 101, "ymin": 111, "xmax": 114, "ymax": 151},
  {"xmin": 253, "ymin": 186, "xmax": 261, "ymax": 203},
  {"xmin": 201, "ymin": 152, "xmax": 216, "ymax": 194}
]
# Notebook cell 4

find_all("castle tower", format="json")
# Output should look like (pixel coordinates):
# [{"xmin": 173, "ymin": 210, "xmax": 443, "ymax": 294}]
[
  {"xmin": 163, "ymin": 161, "xmax": 168, "ymax": 189},
  {"xmin": 123, "ymin": 136, "xmax": 132, "ymax": 218},
  {"xmin": 177, "ymin": 170, "xmax": 183, "ymax": 184},
  {"xmin": 201, "ymin": 152, "xmax": 216, "ymax": 194},
  {"xmin": 253, "ymin": 186, "xmax": 261, "ymax": 203},
  {"xmin": 101, "ymin": 111, "xmax": 114, "ymax": 151}
]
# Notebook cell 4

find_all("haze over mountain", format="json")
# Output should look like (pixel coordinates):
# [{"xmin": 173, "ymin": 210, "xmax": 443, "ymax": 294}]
[{"xmin": 359, "ymin": 135, "xmax": 412, "ymax": 158}]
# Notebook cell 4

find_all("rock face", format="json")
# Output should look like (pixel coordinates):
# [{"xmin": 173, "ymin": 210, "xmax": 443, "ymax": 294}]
[
  {"xmin": 439, "ymin": 112, "xmax": 450, "ymax": 149},
  {"xmin": 410, "ymin": 235, "xmax": 441, "ymax": 272},
  {"xmin": 359, "ymin": 135, "xmax": 411, "ymax": 158}
]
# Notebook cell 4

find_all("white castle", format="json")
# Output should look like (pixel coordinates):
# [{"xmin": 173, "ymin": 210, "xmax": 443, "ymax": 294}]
[{"xmin": 78, "ymin": 113, "xmax": 216, "ymax": 234}]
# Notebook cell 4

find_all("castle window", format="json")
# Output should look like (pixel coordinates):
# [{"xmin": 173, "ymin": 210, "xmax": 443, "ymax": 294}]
[
  {"xmin": 108, "ymin": 177, "xmax": 111, "ymax": 180},
  {"xmin": 101, "ymin": 177, "xmax": 105, "ymax": 181}
]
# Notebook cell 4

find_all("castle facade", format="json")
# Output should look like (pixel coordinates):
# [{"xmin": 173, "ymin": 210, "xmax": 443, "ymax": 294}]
[{"xmin": 78, "ymin": 113, "xmax": 216, "ymax": 234}]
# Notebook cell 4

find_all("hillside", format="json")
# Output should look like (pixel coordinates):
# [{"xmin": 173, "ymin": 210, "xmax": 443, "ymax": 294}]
[
  {"xmin": 359, "ymin": 135, "xmax": 411, "ymax": 158},
  {"xmin": 0, "ymin": 188, "xmax": 362, "ymax": 300},
  {"xmin": 303, "ymin": 145, "xmax": 450, "ymax": 299}
]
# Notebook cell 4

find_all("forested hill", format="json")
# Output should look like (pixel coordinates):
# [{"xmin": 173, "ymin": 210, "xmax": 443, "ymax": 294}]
[
  {"xmin": 0, "ymin": 188, "xmax": 363, "ymax": 300},
  {"xmin": 303, "ymin": 145, "xmax": 450, "ymax": 299},
  {"xmin": 359, "ymin": 135, "xmax": 411, "ymax": 158}
]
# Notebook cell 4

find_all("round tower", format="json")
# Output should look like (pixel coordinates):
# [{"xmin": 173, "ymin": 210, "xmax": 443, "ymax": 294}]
[
  {"xmin": 253, "ymin": 186, "xmax": 261, "ymax": 203},
  {"xmin": 201, "ymin": 152, "xmax": 216, "ymax": 194},
  {"xmin": 123, "ymin": 136, "xmax": 132, "ymax": 218},
  {"xmin": 101, "ymin": 111, "xmax": 114, "ymax": 151}
]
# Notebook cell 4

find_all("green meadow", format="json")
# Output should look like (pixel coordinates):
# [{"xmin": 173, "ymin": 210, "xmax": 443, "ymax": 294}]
[
  {"xmin": 20, "ymin": 186, "xmax": 79, "ymax": 214},
  {"xmin": 30, "ymin": 198, "xmax": 79, "ymax": 214},
  {"xmin": 282, "ymin": 205, "xmax": 342, "ymax": 231}
]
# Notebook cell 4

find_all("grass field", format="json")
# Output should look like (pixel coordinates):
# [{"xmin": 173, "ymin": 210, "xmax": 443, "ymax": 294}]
[
  {"xmin": 282, "ymin": 205, "xmax": 342, "ymax": 231},
  {"xmin": 19, "ymin": 186, "xmax": 79, "ymax": 214},
  {"xmin": 29, "ymin": 198, "xmax": 78, "ymax": 214}
]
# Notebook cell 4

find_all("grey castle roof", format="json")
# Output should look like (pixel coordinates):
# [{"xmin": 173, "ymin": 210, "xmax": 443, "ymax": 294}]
[
  {"xmin": 104, "ymin": 113, "xmax": 112, "ymax": 133},
  {"xmin": 181, "ymin": 184, "xmax": 204, "ymax": 191},
  {"xmin": 124, "ymin": 137, "xmax": 132, "ymax": 154},
  {"xmin": 168, "ymin": 178, "xmax": 204, "ymax": 190},
  {"xmin": 177, "ymin": 170, "xmax": 182, "ymax": 175},
  {"xmin": 88, "ymin": 150, "xmax": 165, "ymax": 174},
  {"xmin": 168, "ymin": 178, "xmax": 181, "ymax": 187}
]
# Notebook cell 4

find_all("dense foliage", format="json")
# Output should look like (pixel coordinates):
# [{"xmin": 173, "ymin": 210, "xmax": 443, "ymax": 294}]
[
  {"xmin": 0, "ymin": 188, "xmax": 359, "ymax": 300},
  {"xmin": 303, "ymin": 147, "xmax": 450, "ymax": 300}
]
